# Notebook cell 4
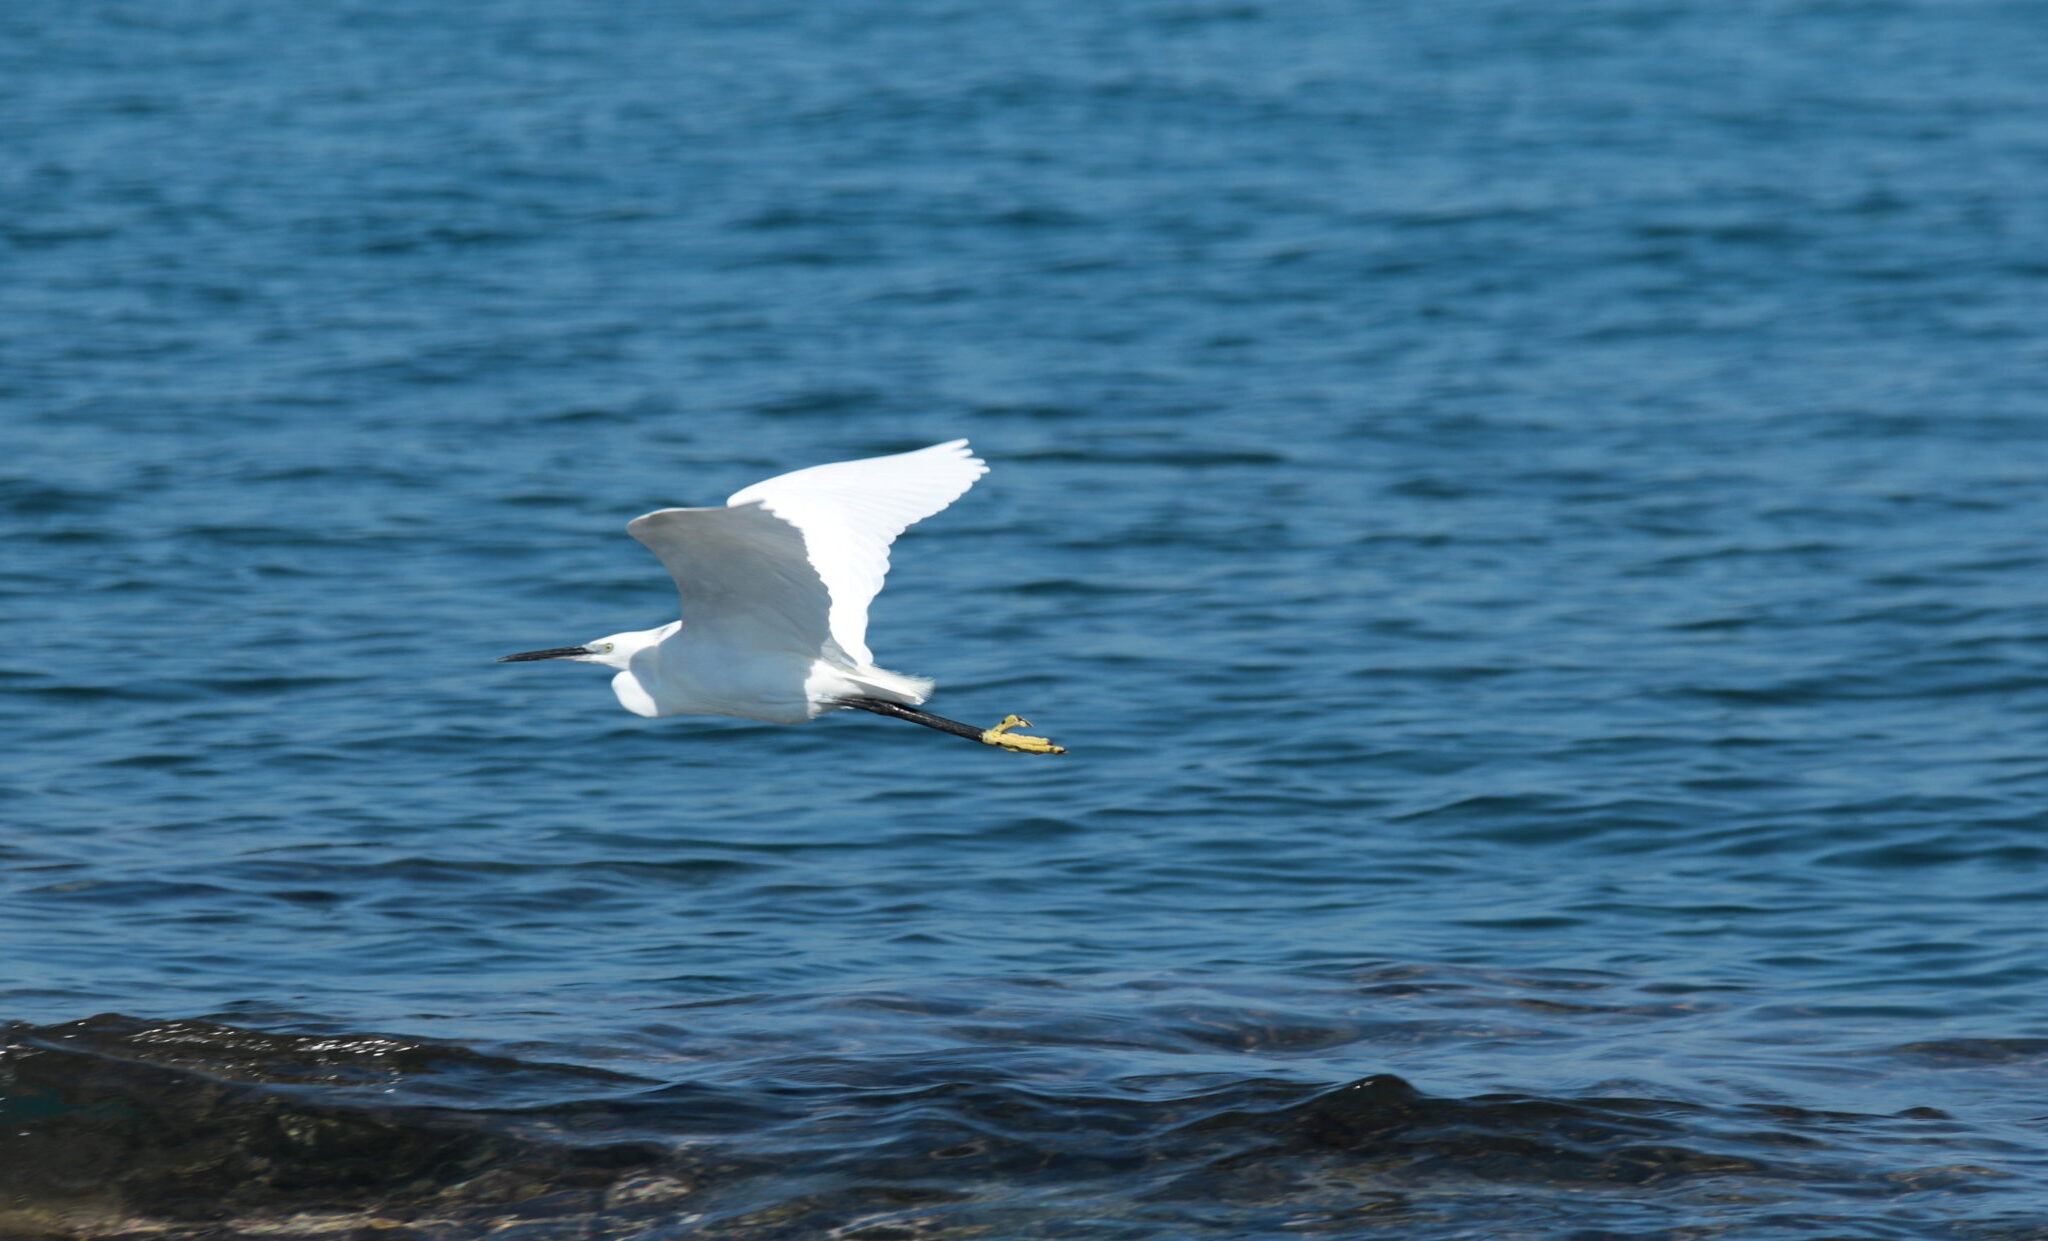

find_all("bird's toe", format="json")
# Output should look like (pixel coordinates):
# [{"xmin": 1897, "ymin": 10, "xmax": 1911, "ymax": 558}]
[{"xmin": 980, "ymin": 714, "xmax": 1066, "ymax": 754}]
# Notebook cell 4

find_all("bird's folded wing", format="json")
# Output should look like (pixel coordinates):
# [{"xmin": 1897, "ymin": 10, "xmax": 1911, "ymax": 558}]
[
  {"xmin": 723, "ymin": 440, "xmax": 987, "ymax": 666},
  {"xmin": 626, "ymin": 504, "xmax": 835, "ymax": 658}
]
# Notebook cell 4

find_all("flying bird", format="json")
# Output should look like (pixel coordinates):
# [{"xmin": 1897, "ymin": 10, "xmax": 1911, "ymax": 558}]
[{"xmin": 499, "ymin": 440, "xmax": 1063, "ymax": 754}]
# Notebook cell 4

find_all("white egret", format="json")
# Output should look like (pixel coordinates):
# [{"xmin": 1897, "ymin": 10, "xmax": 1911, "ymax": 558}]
[{"xmin": 499, "ymin": 440, "xmax": 1063, "ymax": 754}]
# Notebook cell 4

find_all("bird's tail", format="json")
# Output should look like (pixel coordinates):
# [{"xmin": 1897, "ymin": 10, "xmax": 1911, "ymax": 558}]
[{"xmin": 845, "ymin": 664, "xmax": 935, "ymax": 706}]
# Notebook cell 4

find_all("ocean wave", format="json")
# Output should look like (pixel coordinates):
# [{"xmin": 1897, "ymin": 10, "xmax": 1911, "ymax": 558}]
[{"xmin": 1, "ymin": 1013, "xmax": 2022, "ymax": 1240}]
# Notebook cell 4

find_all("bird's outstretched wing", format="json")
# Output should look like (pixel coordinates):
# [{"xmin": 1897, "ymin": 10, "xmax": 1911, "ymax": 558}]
[
  {"xmin": 628, "ymin": 441, "xmax": 986, "ymax": 666},
  {"xmin": 726, "ymin": 439, "xmax": 986, "ymax": 665},
  {"xmin": 626, "ymin": 503, "xmax": 834, "ymax": 658}
]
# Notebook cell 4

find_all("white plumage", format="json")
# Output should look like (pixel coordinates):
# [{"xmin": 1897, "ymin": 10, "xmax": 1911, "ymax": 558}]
[
  {"xmin": 609, "ymin": 440, "xmax": 984, "ymax": 722},
  {"xmin": 500, "ymin": 441, "xmax": 1059, "ymax": 754},
  {"xmin": 642, "ymin": 439, "xmax": 987, "ymax": 670}
]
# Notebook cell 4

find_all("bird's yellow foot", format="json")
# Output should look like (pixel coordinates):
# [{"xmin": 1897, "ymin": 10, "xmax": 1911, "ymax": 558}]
[{"xmin": 980, "ymin": 714, "xmax": 1066, "ymax": 754}]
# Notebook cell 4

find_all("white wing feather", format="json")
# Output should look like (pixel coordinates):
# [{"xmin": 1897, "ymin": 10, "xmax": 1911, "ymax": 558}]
[
  {"xmin": 726, "ymin": 440, "xmax": 986, "ymax": 665},
  {"xmin": 625, "ymin": 503, "xmax": 832, "ymax": 658},
  {"xmin": 628, "ymin": 441, "xmax": 986, "ymax": 668}
]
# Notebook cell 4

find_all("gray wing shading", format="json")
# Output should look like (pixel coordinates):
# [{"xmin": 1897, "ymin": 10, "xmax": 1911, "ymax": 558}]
[
  {"xmin": 625, "ymin": 503, "xmax": 839, "ymax": 659},
  {"xmin": 724, "ymin": 440, "xmax": 986, "ymax": 665}
]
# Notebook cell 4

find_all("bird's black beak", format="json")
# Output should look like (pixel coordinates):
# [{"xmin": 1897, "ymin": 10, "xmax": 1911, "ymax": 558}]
[{"xmin": 496, "ymin": 646, "xmax": 589, "ymax": 663}]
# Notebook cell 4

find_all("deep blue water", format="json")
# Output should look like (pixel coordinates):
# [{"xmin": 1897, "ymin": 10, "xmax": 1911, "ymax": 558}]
[{"xmin": 8, "ymin": 1, "xmax": 2048, "ymax": 1237}]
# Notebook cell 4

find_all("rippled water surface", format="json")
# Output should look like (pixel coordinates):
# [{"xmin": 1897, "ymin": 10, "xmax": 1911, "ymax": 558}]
[{"xmin": 8, "ymin": 2, "xmax": 2048, "ymax": 1237}]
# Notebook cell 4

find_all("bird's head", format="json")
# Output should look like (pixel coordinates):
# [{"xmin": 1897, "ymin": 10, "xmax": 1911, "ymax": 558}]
[{"xmin": 497, "ymin": 629, "xmax": 657, "ymax": 672}]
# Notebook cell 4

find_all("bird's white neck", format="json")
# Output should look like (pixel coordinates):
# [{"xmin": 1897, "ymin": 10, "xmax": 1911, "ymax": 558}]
[{"xmin": 583, "ymin": 622, "xmax": 676, "ymax": 670}]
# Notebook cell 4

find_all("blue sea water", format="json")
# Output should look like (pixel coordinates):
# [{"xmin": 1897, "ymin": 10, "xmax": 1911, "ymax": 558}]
[{"xmin": 7, "ymin": 1, "xmax": 2048, "ymax": 1236}]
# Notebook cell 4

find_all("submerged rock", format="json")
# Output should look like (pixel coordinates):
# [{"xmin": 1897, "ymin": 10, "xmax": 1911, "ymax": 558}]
[{"xmin": 0, "ymin": 1015, "xmax": 679, "ymax": 1239}]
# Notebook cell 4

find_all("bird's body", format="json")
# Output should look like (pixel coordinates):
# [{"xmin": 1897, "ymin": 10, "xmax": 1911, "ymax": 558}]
[
  {"xmin": 500, "ymin": 441, "xmax": 1062, "ymax": 754},
  {"xmin": 590, "ymin": 618, "xmax": 929, "ymax": 725}
]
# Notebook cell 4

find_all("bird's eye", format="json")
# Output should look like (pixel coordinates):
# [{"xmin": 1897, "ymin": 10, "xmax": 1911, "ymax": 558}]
[{"xmin": 600, "ymin": 642, "xmax": 615, "ymax": 653}]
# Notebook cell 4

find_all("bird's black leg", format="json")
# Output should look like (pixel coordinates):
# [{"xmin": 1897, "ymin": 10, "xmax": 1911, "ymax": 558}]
[
  {"xmin": 836, "ymin": 697, "xmax": 1065, "ymax": 754},
  {"xmin": 838, "ymin": 696, "xmax": 982, "ymax": 739}
]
